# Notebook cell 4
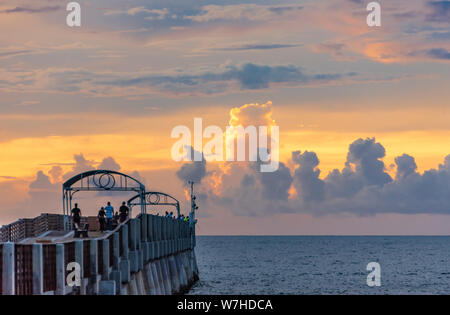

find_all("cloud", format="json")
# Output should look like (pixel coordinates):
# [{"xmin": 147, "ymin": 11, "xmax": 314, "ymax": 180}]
[
  {"xmin": 63, "ymin": 153, "xmax": 96, "ymax": 180},
  {"xmin": 193, "ymin": 133, "xmax": 450, "ymax": 217},
  {"xmin": 426, "ymin": 48, "xmax": 450, "ymax": 60},
  {"xmin": 184, "ymin": 4, "xmax": 303, "ymax": 22},
  {"xmin": 98, "ymin": 156, "xmax": 121, "ymax": 171},
  {"xmin": 395, "ymin": 154, "xmax": 418, "ymax": 180},
  {"xmin": 29, "ymin": 170, "xmax": 55, "ymax": 190},
  {"xmin": 346, "ymin": 137, "xmax": 393, "ymax": 186},
  {"xmin": 229, "ymin": 101, "xmax": 275, "ymax": 127},
  {"xmin": 255, "ymin": 161, "xmax": 293, "ymax": 200},
  {"xmin": 6, "ymin": 170, "xmax": 61, "ymax": 222},
  {"xmin": 106, "ymin": 62, "xmax": 345, "ymax": 91},
  {"xmin": 428, "ymin": 31, "xmax": 450, "ymax": 41},
  {"xmin": 426, "ymin": 1, "xmax": 450, "ymax": 22},
  {"xmin": 0, "ymin": 49, "xmax": 37, "ymax": 59},
  {"xmin": 227, "ymin": 63, "xmax": 342, "ymax": 90},
  {"xmin": 105, "ymin": 6, "xmax": 169, "ymax": 20},
  {"xmin": 292, "ymin": 151, "xmax": 325, "ymax": 202},
  {"xmin": 1, "ymin": 5, "xmax": 61, "ymax": 14},
  {"xmin": 214, "ymin": 43, "xmax": 300, "ymax": 51},
  {"xmin": 407, "ymin": 47, "xmax": 450, "ymax": 61},
  {"xmin": 311, "ymin": 42, "xmax": 358, "ymax": 61},
  {"xmin": 49, "ymin": 166, "xmax": 63, "ymax": 184},
  {"xmin": 0, "ymin": 63, "xmax": 349, "ymax": 97},
  {"xmin": 176, "ymin": 148, "xmax": 207, "ymax": 185}
]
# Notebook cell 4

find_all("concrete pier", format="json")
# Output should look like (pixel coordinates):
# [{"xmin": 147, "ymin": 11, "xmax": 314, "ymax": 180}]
[{"xmin": 1, "ymin": 214, "xmax": 198, "ymax": 295}]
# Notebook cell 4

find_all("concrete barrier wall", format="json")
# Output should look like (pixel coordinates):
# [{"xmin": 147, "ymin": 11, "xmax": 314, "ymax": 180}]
[{"xmin": 1, "ymin": 214, "xmax": 199, "ymax": 295}]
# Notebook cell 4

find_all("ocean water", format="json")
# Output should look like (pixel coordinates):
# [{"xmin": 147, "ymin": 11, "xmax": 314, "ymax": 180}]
[{"xmin": 188, "ymin": 236, "xmax": 450, "ymax": 295}]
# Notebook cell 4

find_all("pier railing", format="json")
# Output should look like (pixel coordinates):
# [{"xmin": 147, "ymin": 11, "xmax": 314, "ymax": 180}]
[
  {"xmin": 1, "ymin": 214, "xmax": 197, "ymax": 295},
  {"xmin": 0, "ymin": 213, "xmax": 65, "ymax": 243}
]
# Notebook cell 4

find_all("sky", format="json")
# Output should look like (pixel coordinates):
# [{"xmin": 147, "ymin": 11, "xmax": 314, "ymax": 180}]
[{"xmin": 0, "ymin": 0, "xmax": 449, "ymax": 234}]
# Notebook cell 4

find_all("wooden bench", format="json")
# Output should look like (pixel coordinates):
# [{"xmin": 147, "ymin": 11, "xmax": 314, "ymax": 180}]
[{"xmin": 74, "ymin": 223, "xmax": 89, "ymax": 238}]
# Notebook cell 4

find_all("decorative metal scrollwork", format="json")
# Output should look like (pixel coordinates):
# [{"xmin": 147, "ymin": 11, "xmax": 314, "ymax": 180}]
[
  {"xmin": 93, "ymin": 171, "xmax": 116, "ymax": 190},
  {"xmin": 147, "ymin": 193, "xmax": 160, "ymax": 204}
]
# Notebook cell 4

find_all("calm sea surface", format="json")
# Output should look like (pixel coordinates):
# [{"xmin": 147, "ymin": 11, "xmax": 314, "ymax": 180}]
[{"xmin": 188, "ymin": 236, "xmax": 450, "ymax": 295}]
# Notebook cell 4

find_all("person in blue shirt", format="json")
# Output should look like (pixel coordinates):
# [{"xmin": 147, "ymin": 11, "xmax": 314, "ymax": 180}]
[{"xmin": 105, "ymin": 201, "xmax": 114, "ymax": 230}]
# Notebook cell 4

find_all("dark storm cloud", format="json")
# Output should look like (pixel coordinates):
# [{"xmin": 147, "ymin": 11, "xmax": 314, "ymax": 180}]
[
  {"xmin": 299, "ymin": 138, "xmax": 449, "ymax": 215},
  {"xmin": 98, "ymin": 157, "xmax": 121, "ymax": 171},
  {"xmin": 428, "ymin": 31, "xmax": 450, "ymax": 40},
  {"xmin": 176, "ymin": 148, "xmax": 207, "ymax": 185},
  {"xmin": 214, "ymin": 43, "xmax": 300, "ymax": 51},
  {"xmin": 230, "ymin": 63, "xmax": 340, "ymax": 90},
  {"xmin": 2, "ymin": 62, "xmax": 365, "ymax": 97},
  {"xmin": 1, "ymin": 5, "xmax": 61, "ymax": 14},
  {"xmin": 292, "ymin": 151, "xmax": 325, "ymax": 202},
  {"xmin": 105, "ymin": 62, "xmax": 348, "ymax": 92},
  {"xmin": 267, "ymin": 5, "xmax": 303, "ymax": 14},
  {"xmin": 346, "ymin": 138, "xmax": 392, "ymax": 186},
  {"xmin": 426, "ymin": 48, "xmax": 450, "ymax": 60},
  {"xmin": 252, "ymin": 161, "xmax": 293, "ymax": 200},
  {"xmin": 426, "ymin": 1, "xmax": 450, "ymax": 22},
  {"xmin": 395, "ymin": 154, "xmax": 418, "ymax": 180},
  {"xmin": 0, "ymin": 50, "xmax": 35, "ymax": 58}
]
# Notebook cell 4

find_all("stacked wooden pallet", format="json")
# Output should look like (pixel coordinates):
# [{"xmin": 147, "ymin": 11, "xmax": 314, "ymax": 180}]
[
  {"xmin": 8, "ymin": 220, "xmax": 27, "ymax": 242},
  {"xmin": 0, "ymin": 225, "xmax": 10, "ymax": 242},
  {"xmin": 33, "ymin": 214, "xmax": 64, "ymax": 236},
  {"xmin": 0, "ymin": 213, "xmax": 104, "ymax": 242}
]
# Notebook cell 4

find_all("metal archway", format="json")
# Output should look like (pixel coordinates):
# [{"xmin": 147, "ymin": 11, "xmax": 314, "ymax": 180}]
[
  {"xmin": 62, "ymin": 170, "xmax": 146, "ymax": 230},
  {"xmin": 127, "ymin": 191, "xmax": 180, "ymax": 217}
]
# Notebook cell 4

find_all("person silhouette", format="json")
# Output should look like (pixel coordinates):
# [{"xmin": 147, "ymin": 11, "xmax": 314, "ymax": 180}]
[
  {"xmin": 71, "ymin": 203, "xmax": 82, "ymax": 230},
  {"xmin": 119, "ymin": 201, "xmax": 129, "ymax": 223},
  {"xmin": 105, "ymin": 201, "xmax": 114, "ymax": 230}
]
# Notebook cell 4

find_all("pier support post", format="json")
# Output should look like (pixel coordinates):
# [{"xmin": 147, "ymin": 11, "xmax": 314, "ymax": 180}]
[
  {"xmin": 150, "ymin": 262, "xmax": 162, "ymax": 295},
  {"xmin": 147, "ymin": 242, "xmax": 154, "ymax": 260},
  {"xmin": 102, "ymin": 239, "xmax": 110, "ymax": 280},
  {"xmin": 98, "ymin": 280, "xmax": 116, "ymax": 295},
  {"xmin": 176, "ymin": 253, "xmax": 188, "ymax": 289},
  {"xmin": 2, "ymin": 242, "xmax": 15, "ymax": 295},
  {"xmin": 129, "ymin": 251, "xmax": 139, "ymax": 273},
  {"xmin": 155, "ymin": 242, "xmax": 160, "ymax": 260},
  {"xmin": 120, "ymin": 225, "xmax": 130, "ymax": 282},
  {"xmin": 75, "ymin": 240, "xmax": 84, "ymax": 279},
  {"xmin": 168, "ymin": 255, "xmax": 180, "ymax": 293},
  {"xmin": 160, "ymin": 217, "xmax": 165, "ymax": 242},
  {"xmin": 130, "ymin": 219, "xmax": 137, "ymax": 251},
  {"xmin": 121, "ymin": 224, "xmax": 129, "ymax": 258},
  {"xmin": 162, "ymin": 258, "xmax": 173, "ymax": 294},
  {"xmin": 144, "ymin": 264, "xmax": 157, "ymax": 295},
  {"xmin": 90, "ymin": 240, "xmax": 98, "ymax": 276},
  {"xmin": 148, "ymin": 215, "xmax": 153, "ymax": 241},
  {"xmin": 88, "ymin": 240, "xmax": 99, "ymax": 295},
  {"xmin": 74, "ymin": 240, "xmax": 84, "ymax": 294},
  {"xmin": 142, "ymin": 214, "xmax": 148, "ymax": 243},
  {"xmin": 55, "ymin": 244, "xmax": 65, "ymax": 295},
  {"xmin": 120, "ymin": 259, "xmax": 130, "ymax": 283},
  {"xmin": 142, "ymin": 241, "xmax": 149, "ymax": 262},
  {"xmin": 113, "ymin": 232, "xmax": 120, "ymax": 270},
  {"xmin": 136, "ymin": 218, "xmax": 141, "ymax": 247},
  {"xmin": 157, "ymin": 216, "xmax": 162, "ymax": 241},
  {"xmin": 158, "ymin": 259, "xmax": 171, "ymax": 294},
  {"xmin": 138, "ymin": 247, "xmax": 144, "ymax": 271},
  {"xmin": 32, "ymin": 244, "xmax": 44, "ymax": 295},
  {"xmin": 110, "ymin": 270, "xmax": 121, "ymax": 295}
]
